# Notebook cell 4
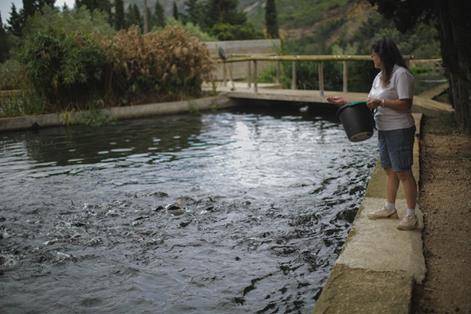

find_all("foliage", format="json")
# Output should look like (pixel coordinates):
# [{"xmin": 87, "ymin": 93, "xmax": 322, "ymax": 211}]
[
  {"xmin": 211, "ymin": 22, "xmax": 263, "ymax": 40},
  {"xmin": 114, "ymin": 0, "xmax": 125, "ymax": 30},
  {"xmin": 0, "ymin": 13, "xmax": 9, "ymax": 62},
  {"xmin": 265, "ymin": 0, "xmax": 280, "ymax": 38},
  {"xmin": 66, "ymin": 105, "xmax": 115, "ymax": 126},
  {"xmin": 7, "ymin": 4, "xmax": 23, "ymax": 36},
  {"xmin": 206, "ymin": 0, "xmax": 246, "ymax": 26},
  {"xmin": 19, "ymin": 31, "xmax": 106, "ymax": 110},
  {"xmin": 76, "ymin": 0, "xmax": 112, "ymax": 19},
  {"xmin": 173, "ymin": 1, "xmax": 179, "ymax": 20},
  {"xmin": 265, "ymin": 0, "xmax": 279, "ymax": 38},
  {"xmin": 0, "ymin": 90, "xmax": 45, "ymax": 117},
  {"xmin": 164, "ymin": 17, "xmax": 216, "ymax": 41},
  {"xmin": 366, "ymin": 0, "xmax": 435, "ymax": 33},
  {"xmin": 275, "ymin": 0, "xmax": 349, "ymax": 28},
  {"xmin": 100, "ymin": 25, "xmax": 213, "ymax": 104},
  {"xmin": 5, "ymin": 0, "xmax": 58, "ymax": 36},
  {"xmin": 126, "ymin": 4, "xmax": 143, "ymax": 30},
  {"xmin": 152, "ymin": 1, "xmax": 165, "ymax": 28},
  {"xmin": 0, "ymin": 59, "xmax": 27, "ymax": 90},
  {"xmin": 22, "ymin": 5, "xmax": 115, "ymax": 37},
  {"xmin": 182, "ymin": 0, "xmax": 204, "ymax": 25},
  {"xmin": 345, "ymin": 10, "xmax": 440, "ymax": 58}
]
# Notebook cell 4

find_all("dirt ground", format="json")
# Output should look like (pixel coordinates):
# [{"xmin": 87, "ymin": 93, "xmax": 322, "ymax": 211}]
[{"xmin": 414, "ymin": 113, "xmax": 471, "ymax": 313}]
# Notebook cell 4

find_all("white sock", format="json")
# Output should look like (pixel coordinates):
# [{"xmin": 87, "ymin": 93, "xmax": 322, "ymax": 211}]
[
  {"xmin": 385, "ymin": 201, "xmax": 396, "ymax": 211},
  {"xmin": 406, "ymin": 208, "xmax": 416, "ymax": 216}
]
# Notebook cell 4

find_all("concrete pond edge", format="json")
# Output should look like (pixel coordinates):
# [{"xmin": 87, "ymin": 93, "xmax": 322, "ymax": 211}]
[{"xmin": 0, "ymin": 95, "xmax": 235, "ymax": 132}]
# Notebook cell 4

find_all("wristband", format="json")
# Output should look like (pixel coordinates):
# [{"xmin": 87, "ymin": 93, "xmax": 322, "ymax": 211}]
[{"xmin": 381, "ymin": 99, "xmax": 385, "ymax": 107}]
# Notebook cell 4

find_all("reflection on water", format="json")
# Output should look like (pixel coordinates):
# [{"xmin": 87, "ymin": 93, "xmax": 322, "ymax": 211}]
[{"xmin": 0, "ymin": 107, "xmax": 377, "ymax": 313}]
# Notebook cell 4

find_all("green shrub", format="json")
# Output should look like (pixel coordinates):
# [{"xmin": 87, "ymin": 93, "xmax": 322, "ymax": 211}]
[
  {"xmin": 22, "ymin": 6, "xmax": 115, "ymax": 38},
  {"xmin": 0, "ymin": 59, "xmax": 26, "ymax": 90},
  {"xmin": 211, "ymin": 23, "xmax": 264, "ymax": 41},
  {"xmin": 0, "ymin": 90, "xmax": 45, "ymax": 117},
  {"xmin": 162, "ymin": 17, "xmax": 217, "ymax": 41},
  {"xmin": 19, "ymin": 31, "xmax": 106, "ymax": 111}
]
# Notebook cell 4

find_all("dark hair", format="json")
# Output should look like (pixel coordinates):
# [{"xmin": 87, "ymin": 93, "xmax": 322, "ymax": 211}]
[{"xmin": 372, "ymin": 38, "xmax": 407, "ymax": 86}]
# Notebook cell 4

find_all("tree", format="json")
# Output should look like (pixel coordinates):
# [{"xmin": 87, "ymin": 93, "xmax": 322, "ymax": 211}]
[
  {"xmin": 173, "ymin": 1, "xmax": 179, "ymax": 20},
  {"xmin": 143, "ymin": 0, "xmax": 149, "ymax": 33},
  {"xmin": 368, "ymin": 0, "xmax": 471, "ymax": 133},
  {"xmin": 126, "ymin": 4, "xmax": 142, "ymax": 30},
  {"xmin": 7, "ymin": 4, "xmax": 23, "ymax": 36},
  {"xmin": 23, "ymin": 0, "xmax": 36, "ymax": 19},
  {"xmin": 265, "ymin": 0, "xmax": 279, "ymax": 38},
  {"xmin": 76, "ymin": 0, "xmax": 111, "ymax": 20},
  {"xmin": 114, "ymin": 0, "xmax": 125, "ymax": 30},
  {"xmin": 183, "ymin": 0, "xmax": 202, "ymax": 25},
  {"xmin": 0, "ymin": 12, "xmax": 9, "ymax": 62},
  {"xmin": 145, "ymin": 6, "xmax": 152, "ymax": 31},
  {"xmin": 153, "ymin": 1, "xmax": 165, "ymax": 28},
  {"xmin": 207, "ymin": 0, "xmax": 246, "ymax": 26}
]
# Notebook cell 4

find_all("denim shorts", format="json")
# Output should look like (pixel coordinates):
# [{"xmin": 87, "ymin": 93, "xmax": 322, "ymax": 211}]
[{"xmin": 378, "ymin": 126, "xmax": 416, "ymax": 171}]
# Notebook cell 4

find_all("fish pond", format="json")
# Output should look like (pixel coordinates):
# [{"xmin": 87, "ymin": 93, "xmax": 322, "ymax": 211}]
[{"xmin": 0, "ymin": 105, "xmax": 377, "ymax": 313}]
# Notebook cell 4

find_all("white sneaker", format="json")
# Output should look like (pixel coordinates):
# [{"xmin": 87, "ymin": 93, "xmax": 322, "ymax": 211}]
[
  {"xmin": 367, "ymin": 208, "xmax": 399, "ymax": 220},
  {"xmin": 397, "ymin": 214, "xmax": 418, "ymax": 231}
]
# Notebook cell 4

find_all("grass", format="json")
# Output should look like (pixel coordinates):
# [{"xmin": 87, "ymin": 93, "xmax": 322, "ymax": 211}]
[{"xmin": 0, "ymin": 91, "xmax": 45, "ymax": 118}]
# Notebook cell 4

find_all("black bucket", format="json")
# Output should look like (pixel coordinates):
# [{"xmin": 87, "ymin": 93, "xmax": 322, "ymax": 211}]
[{"xmin": 336, "ymin": 101, "xmax": 374, "ymax": 142}]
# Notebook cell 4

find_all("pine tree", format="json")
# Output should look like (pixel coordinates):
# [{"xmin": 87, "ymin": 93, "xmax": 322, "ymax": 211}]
[
  {"xmin": 126, "ymin": 4, "xmax": 142, "ymax": 30},
  {"xmin": 23, "ymin": 0, "xmax": 35, "ymax": 19},
  {"xmin": 7, "ymin": 4, "xmax": 23, "ymax": 36},
  {"xmin": 265, "ymin": 0, "xmax": 279, "ymax": 38},
  {"xmin": 154, "ymin": 1, "xmax": 165, "ymax": 27},
  {"xmin": 146, "ymin": 8, "xmax": 151, "ymax": 32},
  {"xmin": 173, "ymin": 1, "xmax": 179, "ymax": 20},
  {"xmin": 114, "ymin": 0, "xmax": 125, "ymax": 30},
  {"xmin": 207, "ymin": 0, "xmax": 246, "ymax": 26},
  {"xmin": 0, "ymin": 11, "xmax": 9, "ymax": 62},
  {"xmin": 76, "ymin": 0, "xmax": 111, "ymax": 17},
  {"xmin": 183, "ymin": 0, "xmax": 201, "ymax": 25},
  {"xmin": 38, "ymin": 0, "xmax": 56, "ymax": 7}
]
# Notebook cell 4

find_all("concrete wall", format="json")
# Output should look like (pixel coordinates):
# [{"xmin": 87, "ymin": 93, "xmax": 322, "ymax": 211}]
[
  {"xmin": 0, "ymin": 96, "xmax": 234, "ymax": 132},
  {"xmin": 205, "ymin": 39, "xmax": 282, "ymax": 81}
]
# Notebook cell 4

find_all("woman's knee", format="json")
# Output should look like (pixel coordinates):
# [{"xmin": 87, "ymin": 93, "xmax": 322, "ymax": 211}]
[
  {"xmin": 384, "ymin": 168, "xmax": 396, "ymax": 177},
  {"xmin": 395, "ymin": 170, "xmax": 413, "ymax": 181}
]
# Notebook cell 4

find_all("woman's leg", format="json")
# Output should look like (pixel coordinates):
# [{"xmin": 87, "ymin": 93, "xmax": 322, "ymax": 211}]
[
  {"xmin": 396, "ymin": 170, "xmax": 417, "ymax": 210},
  {"xmin": 385, "ymin": 168, "xmax": 400, "ymax": 204}
]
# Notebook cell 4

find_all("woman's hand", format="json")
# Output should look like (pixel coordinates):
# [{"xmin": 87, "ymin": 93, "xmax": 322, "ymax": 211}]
[
  {"xmin": 326, "ymin": 96, "xmax": 347, "ymax": 106},
  {"xmin": 367, "ymin": 98, "xmax": 382, "ymax": 110}
]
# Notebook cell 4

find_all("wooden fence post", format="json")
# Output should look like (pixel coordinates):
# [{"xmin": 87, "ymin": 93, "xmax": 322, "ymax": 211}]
[
  {"xmin": 318, "ymin": 62, "xmax": 324, "ymax": 97},
  {"xmin": 343, "ymin": 61, "xmax": 348, "ymax": 92},
  {"xmin": 276, "ymin": 61, "xmax": 281, "ymax": 85},
  {"xmin": 291, "ymin": 61, "xmax": 297, "ymax": 90},
  {"xmin": 248, "ymin": 61, "xmax": 252, "ymax": 88},
  {"xmin": 229, "ymin": 62, "xmax": 235, "ymax": 90},
  {"xmin": 223, "ymin": 62, "xmax": 227, "ymax": 87},
  {"xmin": 254, "ymin": 60, "xmax": 258, "ymax": 93}
]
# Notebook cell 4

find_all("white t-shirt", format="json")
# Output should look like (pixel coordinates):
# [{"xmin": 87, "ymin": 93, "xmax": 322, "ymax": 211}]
[{"xmin": 368, "ymin": 65, "xmax": 415, "ymax": 131}]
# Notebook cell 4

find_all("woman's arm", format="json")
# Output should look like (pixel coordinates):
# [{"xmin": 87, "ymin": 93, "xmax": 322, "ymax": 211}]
[
  {"xmin": 326, "ymin": 96, "xmax": 348, "ymax": 106},
  {"xmin": 367, "ymin": 98, "xmax": 412, "ymax": 112}
]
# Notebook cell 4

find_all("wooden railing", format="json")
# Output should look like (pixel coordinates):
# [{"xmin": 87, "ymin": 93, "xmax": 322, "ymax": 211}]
[{"xmin": 216, "ymin": 55, "xmax": 442, "ymax": 95}]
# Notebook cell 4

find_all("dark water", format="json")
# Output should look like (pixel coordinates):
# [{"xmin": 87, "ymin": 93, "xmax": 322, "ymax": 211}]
[{"xmin": 0, "ymin": 106, "xmax": 377, "ymax": 313}]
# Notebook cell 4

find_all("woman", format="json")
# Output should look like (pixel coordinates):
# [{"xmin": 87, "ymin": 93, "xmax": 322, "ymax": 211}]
[{"xmin": 327, "ymin": 38, "xmax": 417, "ymax": 231}]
